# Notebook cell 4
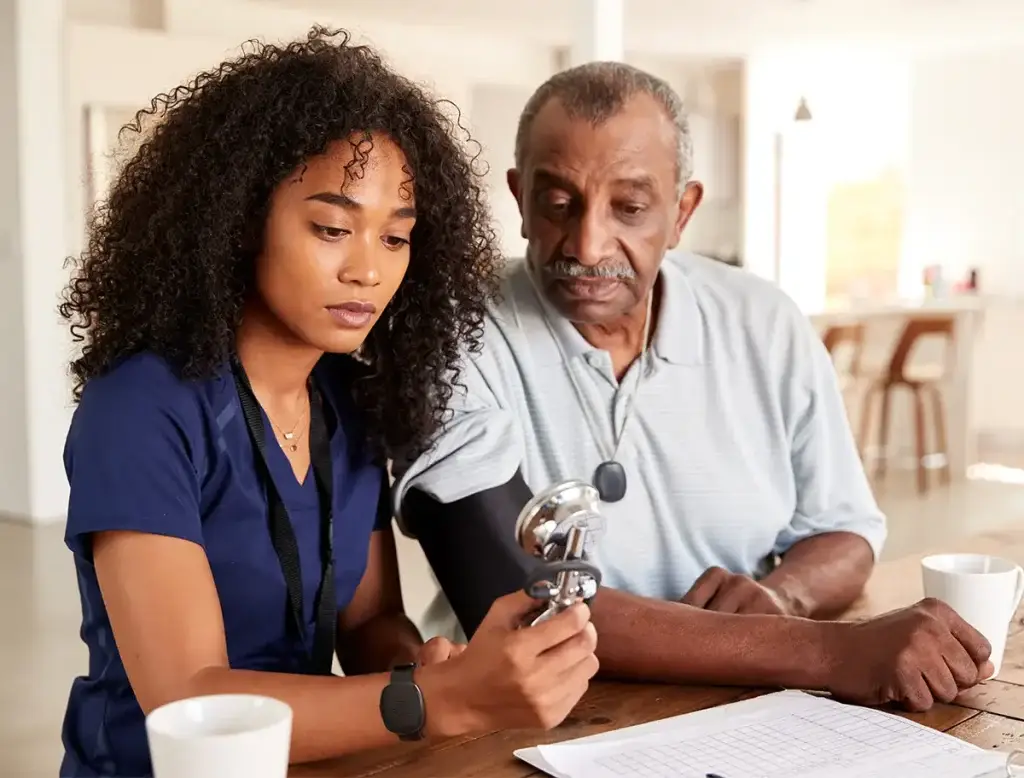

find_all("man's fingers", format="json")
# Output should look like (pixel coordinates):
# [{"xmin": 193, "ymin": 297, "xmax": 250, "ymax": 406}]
[
  {"xmin": 939, "ymin": 633, "xmax": 983, "ymax": 689},
  {"xmin": 680, "ymin": 568, "xmax": 727, "ymax": 608},
  {"xmin": 921, "ymin": 661, "xmax": 959, "ymax": 704},
  {"xmin": 946, "ymin": 615, "xmax": 992, "ymax": 667},
  {"xmin": 704, "ymin": 583, "xmax": 746, "ymax": 614},
  {"xmin": 924, "ymin": 599, "xmax": 992, "ymax": 667},
  {"xmin": 899, "ymin": 670, "xmax": 935, "ymax": 712}
]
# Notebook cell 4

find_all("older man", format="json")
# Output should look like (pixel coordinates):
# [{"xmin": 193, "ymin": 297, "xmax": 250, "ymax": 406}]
[{"xmin": 393, "ymin": 62, "xmax": 991, "ymax": 710}]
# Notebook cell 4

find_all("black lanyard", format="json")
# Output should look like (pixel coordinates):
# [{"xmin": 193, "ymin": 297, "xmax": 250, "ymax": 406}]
[{"xmin": 230, "ymin": 359, "xmax": 337, "ymax": 676}]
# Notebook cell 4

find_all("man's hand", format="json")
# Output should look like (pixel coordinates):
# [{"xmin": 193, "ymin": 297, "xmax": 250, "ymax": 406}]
[
  {"xmin": 681, "ymin": 567, "xmax": 793, "ymax": 616},
  {"xmin": 822, "ymin": 598, "xmax": 993, "ymax": 711},
  {"xmin": 416, "ymin": 636, "xmax": 467, "ymax": 666}
]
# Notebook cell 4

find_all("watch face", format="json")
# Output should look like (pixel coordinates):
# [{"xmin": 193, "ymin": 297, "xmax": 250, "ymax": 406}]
[{"xmin": 380, "ymin": 682, "xmax": 425, "ymax": 737}]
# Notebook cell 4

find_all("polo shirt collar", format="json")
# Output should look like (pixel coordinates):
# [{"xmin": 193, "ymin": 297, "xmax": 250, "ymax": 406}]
[
  {"xmin": 654, "ymin": 257, "xmax": 706, "ymax": 366},
  {"xmin": 526, "ymin": 257, "xmax": 706, "ymax": 367}
]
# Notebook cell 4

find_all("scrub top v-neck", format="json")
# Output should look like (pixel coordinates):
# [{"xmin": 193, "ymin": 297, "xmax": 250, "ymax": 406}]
[{"xmin": 59, "ymin": 352, "xmax": 389, "ymax": 778}]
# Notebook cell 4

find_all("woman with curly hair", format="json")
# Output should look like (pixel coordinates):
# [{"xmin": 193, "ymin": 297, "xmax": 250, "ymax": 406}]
[{"xmin": 58, "ymin": 27, "xmax": 597, "ymax": 777}]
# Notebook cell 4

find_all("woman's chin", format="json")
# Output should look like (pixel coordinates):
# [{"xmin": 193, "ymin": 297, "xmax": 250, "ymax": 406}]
[{"xmin": 316, "ymin": 331, "xmax": 370, "ymax": 356}]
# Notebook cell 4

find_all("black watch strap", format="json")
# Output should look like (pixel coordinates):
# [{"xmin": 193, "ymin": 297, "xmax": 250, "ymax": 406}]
[{"xmin": 379, "ymin": 662, "xmax": 426, "ymax": 741}]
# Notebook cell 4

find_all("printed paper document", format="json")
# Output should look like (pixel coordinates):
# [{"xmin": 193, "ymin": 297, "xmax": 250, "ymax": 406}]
[{"xmin": 515, "ymin": 691, "xmax": 1008, "ymax": 778}]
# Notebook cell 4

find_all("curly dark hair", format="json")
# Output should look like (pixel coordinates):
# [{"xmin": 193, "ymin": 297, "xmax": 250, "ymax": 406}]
[{"xmin": 60, "ymin": 26, "xmax": 502, "ymax": 456}]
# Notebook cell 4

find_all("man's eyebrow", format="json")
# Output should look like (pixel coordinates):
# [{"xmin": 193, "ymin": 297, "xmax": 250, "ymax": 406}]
[
  {"xmin": 532, "ymin": 169, "xmax": 579, "ymax": 192},
  {"xmin": 532, "ymin": 170, "xmax": 659, "ymax": 195},
  {"xmin": 613, "ymin": 175, "xmax": 658, "ymax": 193},
  {"xmin": 305, "ymin": 191, "xmax": 416, "ymax": 219}
]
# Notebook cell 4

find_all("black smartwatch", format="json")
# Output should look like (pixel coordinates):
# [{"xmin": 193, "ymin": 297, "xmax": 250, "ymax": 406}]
[{"xmin": 379, "ymin": 663, "xmax": 426, "ymax": 741}]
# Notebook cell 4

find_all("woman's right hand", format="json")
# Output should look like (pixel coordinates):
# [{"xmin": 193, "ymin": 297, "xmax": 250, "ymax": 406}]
[{"xmin": 422, "ymin": 590, "xmax": 598, "ymax": 736}]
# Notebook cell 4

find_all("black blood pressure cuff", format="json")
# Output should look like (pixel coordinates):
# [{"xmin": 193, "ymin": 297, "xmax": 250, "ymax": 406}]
[{"xmin": 401, "ymin": 470, "xmax": 542, "ymax": 638}]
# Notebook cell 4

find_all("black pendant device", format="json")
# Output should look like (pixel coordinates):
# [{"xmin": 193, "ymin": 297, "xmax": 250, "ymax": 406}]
[
  {"xmin": 541, "ymin": 286, "xmax": 654, "ymax": 506},
  {"xmin": 593, "ymin": 460, "xmax": 627, "ymax": 503}
]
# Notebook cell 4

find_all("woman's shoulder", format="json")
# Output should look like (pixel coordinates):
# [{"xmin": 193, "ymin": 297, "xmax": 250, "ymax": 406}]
[{"xmin": 71, "ymin": 352, "xmax": 225, "ymax": 445}]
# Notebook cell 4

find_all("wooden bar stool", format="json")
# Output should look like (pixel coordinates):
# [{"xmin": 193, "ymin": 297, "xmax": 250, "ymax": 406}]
[
  {"xmin": 858, "ymin": 315, "xmax": 955, "ymax": 493},
  {"xmin": 821, "ymin": 323, "xmax": 865, "ymax": 387}
]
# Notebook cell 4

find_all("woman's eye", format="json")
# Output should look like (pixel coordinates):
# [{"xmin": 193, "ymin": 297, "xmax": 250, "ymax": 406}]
[
  {"xmin": 382, "ymin": 235, "xmax": 410, "ymax": 250},
  {"xmin": 313, "ymin": 224, "xmax": 348, "ymax": 241}
]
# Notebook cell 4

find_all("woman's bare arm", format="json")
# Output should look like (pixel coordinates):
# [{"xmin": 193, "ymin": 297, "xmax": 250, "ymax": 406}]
[
  {"xmin": 92, "ymin": 529, "xmax": 598, "ymax": 765},
  {"xmin": 93, "ymin": 530, "xmax": 440, "ymax": 763}
]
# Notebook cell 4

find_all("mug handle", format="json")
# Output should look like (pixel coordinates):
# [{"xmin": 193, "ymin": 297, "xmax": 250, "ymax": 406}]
[{"xmin": 1012, "ymin": 566, "xmax": 1024, "ymax": 619}]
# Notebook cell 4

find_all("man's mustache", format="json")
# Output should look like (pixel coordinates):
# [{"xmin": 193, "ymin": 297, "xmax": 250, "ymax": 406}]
[{"xmin": 548, "ymin": 259, "xmax": 636, "ymax": 280}]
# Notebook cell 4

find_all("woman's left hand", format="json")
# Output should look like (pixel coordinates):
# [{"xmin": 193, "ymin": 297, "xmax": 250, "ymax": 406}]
[{"xmin": 416, "ymin": 636, "xmax": 468, "ymax": 666}]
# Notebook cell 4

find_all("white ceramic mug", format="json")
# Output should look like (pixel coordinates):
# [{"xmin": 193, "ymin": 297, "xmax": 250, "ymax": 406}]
[
  {"xmin": 921, "ymin": 554, "xmax": 1024, "ymax": 678},
  {"xmin": 145, "ymin": 694, "xmax": 292, "ymax": 778}
]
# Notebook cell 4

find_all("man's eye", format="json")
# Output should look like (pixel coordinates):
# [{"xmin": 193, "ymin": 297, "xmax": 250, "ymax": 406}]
[{"xmin": 542, "ymin": 199, "xmax": 570, "ymax": 216}]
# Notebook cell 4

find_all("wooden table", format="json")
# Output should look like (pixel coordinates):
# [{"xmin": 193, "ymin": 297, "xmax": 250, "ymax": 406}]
[{"xmin": 294, "ymin": 530, "xmax": 1024, "ymax": 777}]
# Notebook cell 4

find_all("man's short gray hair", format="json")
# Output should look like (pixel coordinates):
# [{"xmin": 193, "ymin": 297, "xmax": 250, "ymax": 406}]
[{"xmin": 514, "ymin": 61, "xmax": 693, "ymax": 193}]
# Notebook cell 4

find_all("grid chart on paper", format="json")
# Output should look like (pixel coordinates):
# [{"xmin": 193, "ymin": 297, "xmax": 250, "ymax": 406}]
[{"xmin": 593, "ymin": 705, "xmax": 956, "ymax": 778}]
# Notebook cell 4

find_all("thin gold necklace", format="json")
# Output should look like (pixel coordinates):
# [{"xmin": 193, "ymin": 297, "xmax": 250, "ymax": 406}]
[{"xmin": 267, "ymin": 403, "xmax": 309, "ymax": 453}]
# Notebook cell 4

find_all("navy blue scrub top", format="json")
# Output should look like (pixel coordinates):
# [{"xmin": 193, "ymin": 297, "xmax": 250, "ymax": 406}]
[{"xmin": 59, "ymin": 352, "xmax": 389, "ymax": 777}]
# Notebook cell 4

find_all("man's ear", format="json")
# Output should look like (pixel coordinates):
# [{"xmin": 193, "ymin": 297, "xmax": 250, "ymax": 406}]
[
  {"xmin": 507, "ymin": 168, "xmax": 526, "ymax": 238},
  {"xmin": 669, "ymin": 181, "xmax": 704, "ymax": 248}
]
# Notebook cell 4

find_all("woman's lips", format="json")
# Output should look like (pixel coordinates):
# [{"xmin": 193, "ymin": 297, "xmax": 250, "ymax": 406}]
[{"xmin": 326, "ymin": 301, "xmax": 376, "ymax": 329}]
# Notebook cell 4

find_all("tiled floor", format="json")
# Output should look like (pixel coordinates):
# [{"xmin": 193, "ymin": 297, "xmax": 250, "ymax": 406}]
[{"xmin": 4, "ymin": 470, "xmax": 1024, "ymax": 778}]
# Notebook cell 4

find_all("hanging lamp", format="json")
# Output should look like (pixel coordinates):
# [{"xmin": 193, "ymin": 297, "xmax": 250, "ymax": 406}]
[{"xmin": 794, "ymin": 96, "xmax": 812, "ymax": 121}]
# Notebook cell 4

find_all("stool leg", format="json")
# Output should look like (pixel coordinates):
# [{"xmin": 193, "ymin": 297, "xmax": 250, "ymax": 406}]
[
  {"xmin": 876, "ymin": 386, "xmax": 893, "ymax": 481},
  {"xmin": 930, "ymin": 384, "xmax": 950, "ymax": 485},
  {"xmin": 913, "ymin": 387, "xmax": 928, "ymax": 494},
  {"xmin": 857, "ymin": 385, "xmax": 876, "ymax": 463}
]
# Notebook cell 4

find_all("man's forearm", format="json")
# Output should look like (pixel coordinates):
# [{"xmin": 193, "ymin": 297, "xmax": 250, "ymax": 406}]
[
  {"xmin": 590, "ymin": 587, "xmax": 835, "ymax": 689},
  {"xmin": 761, "ymin": 532, "xmax": 875, "ymax": 619}
]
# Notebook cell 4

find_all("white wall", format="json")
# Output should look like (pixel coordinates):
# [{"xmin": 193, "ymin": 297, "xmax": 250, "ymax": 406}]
[
  {"xmin": 742, "ymin": 49, "xmax": 911, "ymax": 307},
  {"xmin": 902, "ymin": 51, "xmax": 1024, "ymax": 299},
  {"xmin": 0, "ymin": 0, "xmax": 32, "ymax": 519},
  {"xmin": 902, "ymin": 51, "xmax": 1024, "ymax": 441},
  {"xmin": 0, "ymin": 0, "xmax": 73, "ymax": 522},
  {"xmin": 468, "ymin": 84, "xmax": 531, "ymax": 260},
  {"xmin": 67, "ymin": 0, "xmax": 163, "ymax": 28},
  {"xmin": 682, "ymin": 63, "xmax": 743, "ymax": 259},
  {"xmin": 64, "ymin": 5, "xmax": 558, "ymax": 253}
]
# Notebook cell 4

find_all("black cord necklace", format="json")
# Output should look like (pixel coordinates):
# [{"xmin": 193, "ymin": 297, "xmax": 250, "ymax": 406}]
[{"xmin": 542, "ymin": 291, "xmax": 654, "ymax": 503}]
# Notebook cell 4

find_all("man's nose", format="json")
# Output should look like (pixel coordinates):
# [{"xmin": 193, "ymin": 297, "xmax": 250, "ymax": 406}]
[{"xmin": 561, "ymin": 207, "xmax": 615, "ymax": 267}]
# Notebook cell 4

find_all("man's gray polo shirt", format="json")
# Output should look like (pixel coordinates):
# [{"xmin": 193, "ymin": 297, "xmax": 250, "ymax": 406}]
[{"xmin": 393, "ymin": 253, "xmax": 886, "ymax": 604}]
